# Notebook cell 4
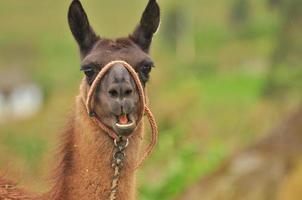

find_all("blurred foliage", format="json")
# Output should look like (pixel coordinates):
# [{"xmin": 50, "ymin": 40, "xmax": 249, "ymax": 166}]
[
  {"xmin": 264, "ymin": 0, "xmax": 302, "ymax": 98},
  {"xmin": 0, "ymin": 0, "xmax": 301, "ymax": 199}
]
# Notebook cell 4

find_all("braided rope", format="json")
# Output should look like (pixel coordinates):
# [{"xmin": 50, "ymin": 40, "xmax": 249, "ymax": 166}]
[{"xmin": 85, "ymin": 60, "xmax": 158, "ymax": 169}]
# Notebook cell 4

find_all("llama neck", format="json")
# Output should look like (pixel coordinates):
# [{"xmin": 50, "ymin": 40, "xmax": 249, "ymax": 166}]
[{"xmin": 48, "ymin": 96, "xmax": 143, "ymax": 200}]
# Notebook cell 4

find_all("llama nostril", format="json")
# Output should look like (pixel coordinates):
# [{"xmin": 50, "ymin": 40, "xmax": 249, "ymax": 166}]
[
  {"xmin": 108, "ymin": 89, "xmax": 118, "ymax": 98},
  {"xmin": 124, "ymin": 89, "xmax": 133, "ymax": 96}
]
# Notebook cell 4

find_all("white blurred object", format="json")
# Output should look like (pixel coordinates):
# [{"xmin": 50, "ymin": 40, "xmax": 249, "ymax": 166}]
[
  {"xmin": 0, "ymin": 68, "xmax": 43, "ymax": 123},
  {"xmin": 9, "ymin": 84, "xmax": 43, "ymax": 119}
]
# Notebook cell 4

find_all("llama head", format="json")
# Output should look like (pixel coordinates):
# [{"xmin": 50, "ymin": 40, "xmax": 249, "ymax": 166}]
[{"xmin": 68, "ymin": 0, "xmax": 160, "ymax": 136}]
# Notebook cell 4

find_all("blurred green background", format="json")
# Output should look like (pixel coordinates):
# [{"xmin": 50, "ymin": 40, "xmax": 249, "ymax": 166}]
[{"xmin": 0, "ymin": 0, "xmax": 301, "ymax": 199}]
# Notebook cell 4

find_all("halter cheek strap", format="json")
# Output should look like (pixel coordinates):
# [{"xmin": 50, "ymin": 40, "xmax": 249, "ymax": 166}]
[{"xmin": 84, "ymin": 60, "xmax": 158, "ymax": 170}]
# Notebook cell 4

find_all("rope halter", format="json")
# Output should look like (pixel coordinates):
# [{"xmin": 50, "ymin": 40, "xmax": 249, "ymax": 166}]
[{"xmin": 85, "ymin": 60, "xmax": 158, "ymax": 170}]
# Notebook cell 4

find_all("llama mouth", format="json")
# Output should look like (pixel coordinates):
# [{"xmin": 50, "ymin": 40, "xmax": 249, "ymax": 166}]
[{"xmin": 113, "ymin": 114, "xmax": 136, "ymax": 136}]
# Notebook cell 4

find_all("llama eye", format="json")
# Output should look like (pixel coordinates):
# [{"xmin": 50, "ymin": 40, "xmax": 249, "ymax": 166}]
[
  {"xmin": 137, "ymin": 61, "xmax": 154, "ymax": 84},
  {"xmin": 81, "ymin": 64, "xmax": 97, "ymax": 85},
  {"xmin": 81, "ymin": 64, "xmax": 96, "ymax": 78},
  {"xmin": 83, "ymin": 69, "xmax": 94, "ymax": 78},
  {"xmin": 141, "ymin": 63, "xmax": 152, "ymax": 75}
]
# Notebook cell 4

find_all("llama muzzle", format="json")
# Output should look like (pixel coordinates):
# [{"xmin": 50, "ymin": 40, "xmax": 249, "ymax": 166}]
[{"xmin": 84, "ymin": 60, "xmax": 158, "ymax": 170}]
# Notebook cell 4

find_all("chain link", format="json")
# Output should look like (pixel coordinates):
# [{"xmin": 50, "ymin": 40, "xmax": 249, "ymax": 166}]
[{"xmin": 109, "ymin": 137, "xmax": 129, "ymax": 200}]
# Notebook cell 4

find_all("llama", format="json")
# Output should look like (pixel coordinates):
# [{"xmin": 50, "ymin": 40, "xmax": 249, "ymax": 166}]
[{"xmin": 0, "ymin": 0, "xmax": 160, "ymax": 199}]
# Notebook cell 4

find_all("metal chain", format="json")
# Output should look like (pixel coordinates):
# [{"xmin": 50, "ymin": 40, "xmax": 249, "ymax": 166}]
[{"xmin": 109, "ymin": 137, "xmax": 129, "ymax": 200}]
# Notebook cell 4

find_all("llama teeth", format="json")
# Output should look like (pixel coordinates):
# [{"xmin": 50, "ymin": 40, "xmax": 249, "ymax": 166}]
[{"xmin": 115, "ymin": 121, "xmax": 135, "ymax": 129}]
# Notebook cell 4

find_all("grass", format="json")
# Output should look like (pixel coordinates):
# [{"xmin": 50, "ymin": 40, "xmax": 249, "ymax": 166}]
[{"xmin": 2, "ymin": 133, "xmax": 47, "ymax": 170}]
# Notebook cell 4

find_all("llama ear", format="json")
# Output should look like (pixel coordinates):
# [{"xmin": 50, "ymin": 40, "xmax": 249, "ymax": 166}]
[
  {"xmin": 130, "ymin": 0, "xmax": 160, "ymax": 52},
  {"xmin": 68, "ymin": 0, "xmax": 98, "ymax": 56}
]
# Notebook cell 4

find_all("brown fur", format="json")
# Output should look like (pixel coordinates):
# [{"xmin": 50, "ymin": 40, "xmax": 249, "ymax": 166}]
[
  {"xmin": 46, "ymin": 82, "xmax": 145, "ymax": 200},
  {"xmin": 0, "ymin": 178, "xmax": 33, "ymax": 199}
]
